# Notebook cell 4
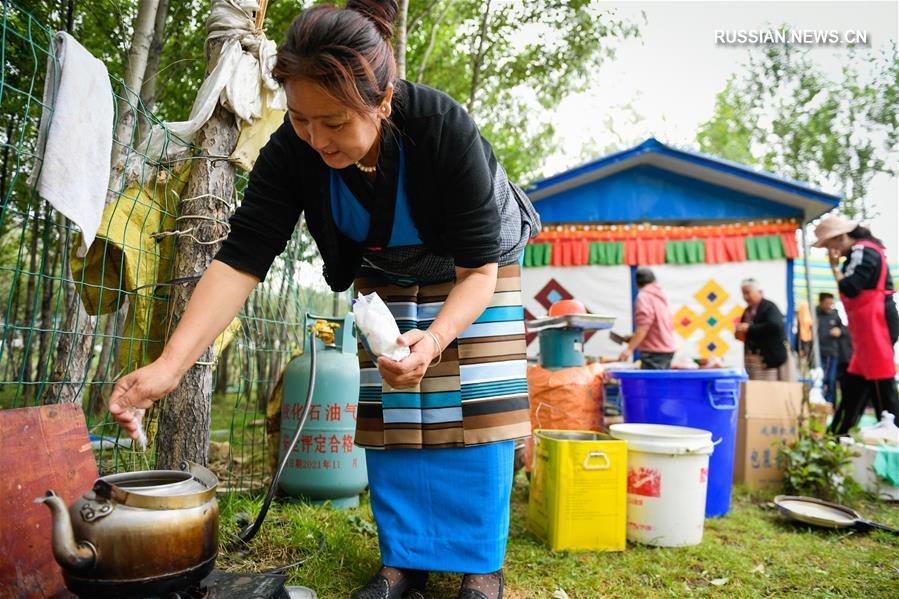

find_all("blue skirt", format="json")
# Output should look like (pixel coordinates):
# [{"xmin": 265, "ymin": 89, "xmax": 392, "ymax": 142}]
[{"xmin": 366, "ymin": 441, "xmax": 515, "ymax": 573}]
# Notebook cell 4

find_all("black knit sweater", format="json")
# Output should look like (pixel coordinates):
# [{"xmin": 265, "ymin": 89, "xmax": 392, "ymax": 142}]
[{"xmin": 215, "ymin": 81, "xmax": 505, "ymax": 291}]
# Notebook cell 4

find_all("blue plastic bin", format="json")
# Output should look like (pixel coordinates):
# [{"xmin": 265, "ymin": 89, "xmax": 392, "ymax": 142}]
[{"xmin": 613, "ymin": 369, "xmax": 748, "ymax": 518}]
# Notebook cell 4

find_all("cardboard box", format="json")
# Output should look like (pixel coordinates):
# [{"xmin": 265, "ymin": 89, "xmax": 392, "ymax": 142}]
[{"xmin": 733, "ymin": 381, "xmax": 804, "ymax": 489}]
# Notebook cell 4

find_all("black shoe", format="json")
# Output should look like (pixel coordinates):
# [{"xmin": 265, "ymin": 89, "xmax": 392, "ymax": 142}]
[
  {"xmin": 457, "ymin": 570, "xmax": 503, "ymax": 599},
  {"xmin": 351, "ymin": 567, "xmax": 428, "ymax": 599}
]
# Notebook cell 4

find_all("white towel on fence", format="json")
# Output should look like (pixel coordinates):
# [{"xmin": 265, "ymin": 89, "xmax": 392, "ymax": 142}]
[{"xmin": 28, "ymin": 31, "xmax": 113, "ymax": 257}]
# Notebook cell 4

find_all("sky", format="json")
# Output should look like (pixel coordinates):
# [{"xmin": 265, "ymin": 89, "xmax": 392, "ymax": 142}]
[{"xmin": 539, "ymin": 0, "xmax": 898, "ymax": 247}]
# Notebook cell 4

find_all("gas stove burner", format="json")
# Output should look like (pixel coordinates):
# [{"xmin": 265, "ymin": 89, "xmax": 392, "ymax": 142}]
[
  {"xmin": 195, "ymin": 570, "xmax": 289, "ymax": 598},
  {"xmin": 167, "ymin": 583, "xmax": 211, "ymax": 599}
]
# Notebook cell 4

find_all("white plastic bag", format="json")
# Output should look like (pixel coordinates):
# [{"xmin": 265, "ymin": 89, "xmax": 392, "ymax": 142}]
[
  {"xmin": 353, "ymin": 292, "xmax": 410, "ymax": 361},
  {"xmin": 859, "ymin": 411, "xmax": 899, "ymax": 445},
  {"xmin": 129, "ymin": 408, "xmax": 148, "ymax": 450}
]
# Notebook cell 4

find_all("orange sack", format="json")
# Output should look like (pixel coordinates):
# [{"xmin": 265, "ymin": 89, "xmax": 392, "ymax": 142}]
[{"xmin": 524, "ymin": 363, "xmax": 605, "ymax": 472}]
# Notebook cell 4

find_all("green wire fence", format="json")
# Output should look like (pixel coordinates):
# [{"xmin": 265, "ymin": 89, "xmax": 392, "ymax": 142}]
[{"xmin": 0, "ymin": 1, "xmax": 347, "ymax": 492}]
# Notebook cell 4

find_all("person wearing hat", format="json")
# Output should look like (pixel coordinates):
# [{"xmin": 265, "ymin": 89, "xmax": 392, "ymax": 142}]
[{"xmin": 813, "ymin": 215, "xmax": 899, "ymax": 435}]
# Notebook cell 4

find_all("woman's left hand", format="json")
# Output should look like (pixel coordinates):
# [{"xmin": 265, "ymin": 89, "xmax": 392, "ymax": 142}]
[{"xmin": 377, "ymin": 329, "xmax": 440, "ymax": 389}]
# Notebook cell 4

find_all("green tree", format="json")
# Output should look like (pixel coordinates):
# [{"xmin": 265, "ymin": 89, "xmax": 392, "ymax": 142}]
[
  {"xmin": 697, "ymin": 41, "xmax": 899, "ymax": 220},
  {"xmin": 17, "ymin": 1, "xmax": 639, "ymax": 183},
  {"xmin": 406, "ymin": 0, "xmax": 640, "ymax": 182}
]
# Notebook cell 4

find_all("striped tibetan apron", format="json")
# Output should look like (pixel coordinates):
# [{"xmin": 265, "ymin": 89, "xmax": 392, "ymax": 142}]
[{"xmin": 354, "ymin": 264, "xmax": 530, "ymax": 573}]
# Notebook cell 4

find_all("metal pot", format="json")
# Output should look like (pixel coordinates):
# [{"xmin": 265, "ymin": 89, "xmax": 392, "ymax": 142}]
[{"xmin": 36, "ymin": 461, "xmax": 219, "ymax": 598}]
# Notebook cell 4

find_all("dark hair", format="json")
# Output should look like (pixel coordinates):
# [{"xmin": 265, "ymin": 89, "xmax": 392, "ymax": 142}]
[
  {"xmin": 272, "ymin": 0, "xmax": 398, "ymax": 116},
  {"xmin": 847, "ymin": 225, "xmax": 885, "ymax": 248},
  {"xmin": 635, "ymin": 267, "xmax": 656, "ymax": 288},
  {"xmin": 818, "ymin": 292, "xmax": 834, "ymax": 302}
]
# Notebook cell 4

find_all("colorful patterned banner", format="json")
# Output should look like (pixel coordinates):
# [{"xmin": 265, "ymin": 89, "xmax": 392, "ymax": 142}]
[{"xmin": 524, "ymin": 222, "xmax": 801, "ymax": 267}]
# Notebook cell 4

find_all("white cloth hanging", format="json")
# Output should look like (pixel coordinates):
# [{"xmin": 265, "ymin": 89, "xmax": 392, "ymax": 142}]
[{"xmin": 28, "ymin": 31, "xmax": 114, "ymax": 257}]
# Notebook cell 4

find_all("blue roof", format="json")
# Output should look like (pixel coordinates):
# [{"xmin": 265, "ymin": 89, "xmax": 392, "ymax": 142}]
[{"xmin": 526, "ymin": 138, "xmax": 842, "ymax": 224}]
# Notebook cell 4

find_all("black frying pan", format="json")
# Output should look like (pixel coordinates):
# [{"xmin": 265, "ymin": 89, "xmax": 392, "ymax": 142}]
[{"xmin": 774, "ymin": 495, "xmax": 899, "ymax": 535}]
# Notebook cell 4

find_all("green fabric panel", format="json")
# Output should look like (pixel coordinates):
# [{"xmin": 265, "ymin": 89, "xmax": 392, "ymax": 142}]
[
  {"xmin": 745, "ymin": 236, "xmax": 786, "ymax": 261},
  {"xmin": 524, "ymin": 243, "xmax": 550, "ymax": 267},
  {"xmin": 745, "ymin": 237, "xmax": 759, "ymax": 261},
  {"xmin": 768, "ymin": 235, "xmax": 786, "ymax": 259},
  {"xmin": 686, "ymin": 239, "xmax": 705, "ymax": 263},
  {"xmin": 589, "ymin": 242, "xmax": 601, "ymax": 265},
  {"xmin": 589, "ymin": 241, "xmax": 624, "ymax": 265},
  {"xmin": 758, "ymin": 236, "xmax": 772, "ymax": 260},
  {"xmin": 611, "ymin": 241, "xmax": 624, "ymax": 264},
  {"xmin": 539, "ymin": 243, "xmax": 552, "ymax": 266},
  {"xmin": 665, "ymin": 241, "xmax": 677, "ymax": 264},
  {"xmin": 665, "ymin": 240, "xmax": 705, "ymax": 264},
  {"xmin": 530, "ymin": 243, "xmax": 542, "ymax": 266}
]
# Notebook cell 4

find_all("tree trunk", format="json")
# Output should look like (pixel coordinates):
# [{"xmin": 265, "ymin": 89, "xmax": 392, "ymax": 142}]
[
  {"xmin": 122, "ymin": 0, "xmax": 161, "ymax": 112},
  {"xmin": 58, "ymin": 214, "xmax": 73, "ymax": 326},
  {"xmin": 45, "ymin": 279, "xmax": 96, "ymax": 406},
  {"xmin": 416, "ymin": 0, "xmax": 452, "ymax": 83},
  {"xmin": 47, "ymin": 213, "xmax": 98, "ymax": 407},
  {"xmin": 155, "ymin": 34, "xmax": 239, "ymax": 469},
  {"xmin": 18, "ymin": 206, "xmax": 41, "ymax": 394},
  {"xmin": 111, "ymin": 0, "xmax": 161, "ymax": 179},
  {"xmin": 215, "ymin": 343, "xmax": 231, "ymax": 394},
  {"xmin": 467, "ymin": 0, "xmax": 492, "ymax": 116},
  {"xmin": 64, "ymin": 0, "xmax": 75, "ymax": 32},
  {"xmin": 0, "ymin": 119, "xmax": 14, "ymax": 201},
  {"xmin": 35, "ymin": 204, "xmax": 61, "ymax": 395},
  {"xmin": 140, "ymin": 0, "xmax": 171, "ymax": 116},
  {"xmin": 88, "ymin": 305, "xmax": 124, "ymax": 415},
  {"xmin": 395, "ymin": 0, "xmax": 409, "ymax": 80},
  {"xmin": 2, "ymin": 262, "xmax": 24, "ymax": 382}
]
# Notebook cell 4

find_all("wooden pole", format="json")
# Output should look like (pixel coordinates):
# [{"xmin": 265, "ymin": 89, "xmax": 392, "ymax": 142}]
[{"xmin": 255, "ymin": 0, "xmax": 269, "ymax": 29}]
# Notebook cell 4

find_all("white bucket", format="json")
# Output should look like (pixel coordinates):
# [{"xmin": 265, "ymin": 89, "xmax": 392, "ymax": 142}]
[{"xmin": 610, "ymin": 423, "xmax": 716, "ymax": 547}]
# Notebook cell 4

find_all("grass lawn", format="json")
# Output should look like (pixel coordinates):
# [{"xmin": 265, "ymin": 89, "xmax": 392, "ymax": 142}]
[{"xmin": 218, "ymin": 474, "xmax": 899, "ymax": 598}]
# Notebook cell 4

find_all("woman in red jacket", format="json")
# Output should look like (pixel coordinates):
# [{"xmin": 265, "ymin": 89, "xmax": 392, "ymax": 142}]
[{"xmin": 814, "ymin": 215, "xmax": 899, "ymax": 435}]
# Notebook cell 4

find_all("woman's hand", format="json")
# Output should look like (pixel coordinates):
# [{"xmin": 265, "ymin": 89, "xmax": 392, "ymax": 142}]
[
  {"xmin": 377, "ymin": 329, "xmax": 441, "ymax": 389},
  {"xmin": 108, "ymin": 357, "xmax": 183, "ymax": 439},
  {"xmin": 829, "ymin": 248, "xmax": 841, "ymax": 269}
]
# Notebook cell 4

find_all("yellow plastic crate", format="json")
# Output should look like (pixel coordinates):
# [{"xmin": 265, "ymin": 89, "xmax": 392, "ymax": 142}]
[{"xmin": 527, "ymin": 429, "xmax": 627, "ymax": 551}]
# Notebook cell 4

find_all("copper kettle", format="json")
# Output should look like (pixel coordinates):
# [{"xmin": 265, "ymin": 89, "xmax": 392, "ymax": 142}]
[{"xmin": 36, "ymin": 461, "xmax": 219, "ymax": 598}]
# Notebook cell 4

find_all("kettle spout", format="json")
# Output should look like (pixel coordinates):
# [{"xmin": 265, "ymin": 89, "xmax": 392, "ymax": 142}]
[{"xmin": 35, "ymin": 490, "xmax": 96, "ymax": 571}]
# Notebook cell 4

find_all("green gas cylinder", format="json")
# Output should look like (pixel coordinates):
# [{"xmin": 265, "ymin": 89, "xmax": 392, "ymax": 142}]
[{"xmin": 278, "ymin": 313, "xmax": 367, "ymax": 508}]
